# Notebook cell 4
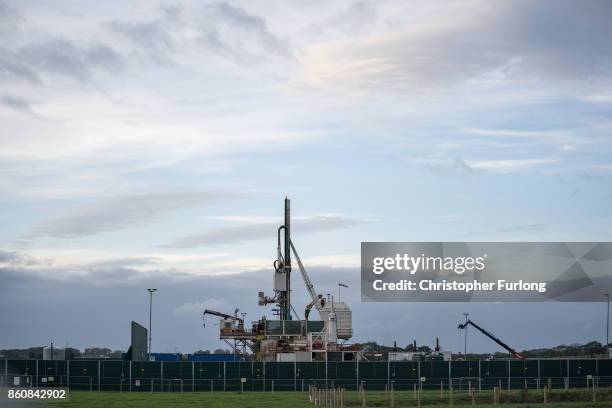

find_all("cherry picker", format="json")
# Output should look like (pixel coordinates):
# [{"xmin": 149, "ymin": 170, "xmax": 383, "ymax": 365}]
[{"xmin": 458, "ymin": 319, "xmax": 525, "ymax": 360}]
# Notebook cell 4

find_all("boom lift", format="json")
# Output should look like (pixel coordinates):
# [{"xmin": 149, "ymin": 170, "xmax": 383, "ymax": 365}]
[{"xmin": 458, "ymin": 319, "xmax": 525, "ymax": 360}]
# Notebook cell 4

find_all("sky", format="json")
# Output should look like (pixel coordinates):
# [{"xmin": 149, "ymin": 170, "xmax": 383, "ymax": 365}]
[{"xmin": 1, "ymin": 0, "xmax": 612, "ymax": 354}]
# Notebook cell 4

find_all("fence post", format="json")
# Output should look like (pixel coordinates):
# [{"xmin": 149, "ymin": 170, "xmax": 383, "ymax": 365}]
[
  {"xmin": 440, "ymin": 380, "xmax": 444, "ymax": 398},
  {"xmin": 129, "ymin": 361, "xmax": 131, "ymax": 392},
  {"xmin": 192, "ymin": 362, "xmax": 195, "ymax": 392},
  {"xmin": 543, "ymin": 385, "xmax": 548, "ymax": 404},
  {"xmin": 161, "ymin": 361, "xmax": 164, "ymax": 392},
  {"xmin": 449, "ymin": 382, "xmax": 454, "ymax": 406},
  {"xmin": 67, "ymin": 360, "xmax": 70, "ymax": 390},
  {"xmin": 391, "ymin": 381, "xmax": 395, "ymax": 407},
  {"xmin": 97, "ymin": 360, "xmax": 101, "ymax": 391},
  {"xmin": 272, "ymin": 379, "xmax": 274, "ymax": 393},
  {"xmin": 507, "ymin": 360, "xmax": 511, "ymax": 391},
  {"xmin": 325, "ymin": 358, "xmax": 328, "ymax": 389},
  {"xmin": 223, "ymin": 362, "xmax": 226, "ymax": 392},
  {"xmin": 151, "ymin": 379, "xmax": 153, "ymax": 393},
  {"xmin": 387, "ymin": 360, "xmax": 390, "ymax": 390},
  {"xmin": 356, "ymin": 359, "xmax": 359, "ymax": 391}
]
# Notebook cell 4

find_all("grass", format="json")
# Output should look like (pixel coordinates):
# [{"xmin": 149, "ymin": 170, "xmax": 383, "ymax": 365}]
[{"xmin": 23, "ymin": 388, "xmax": 612, "ymax": 408}]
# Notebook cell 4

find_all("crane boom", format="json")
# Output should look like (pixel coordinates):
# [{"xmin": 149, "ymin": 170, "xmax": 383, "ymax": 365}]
[
  {"xmin": 458, "ymin": 319, "xmax": 525, "ymax": 360},
  {"xmin": 289, "ymin": 239, "xmax": 324, "ymax": 319},
  {"xmin": 290, "ymin": 240, "xmax": 318, "ymax": 305},
  {"xmin": 203, "ymin": 309, "xmax": 243, "ymax": 323}
]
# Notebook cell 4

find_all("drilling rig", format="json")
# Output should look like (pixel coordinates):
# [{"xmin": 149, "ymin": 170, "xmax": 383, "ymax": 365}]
[{"xmin": 203, "ymin": 198, "xmax": 359, "ymax": 362}]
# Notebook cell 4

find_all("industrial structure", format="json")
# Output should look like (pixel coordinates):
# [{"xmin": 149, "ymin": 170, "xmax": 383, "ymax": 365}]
[{"xmin": 203, "ymin": 198, "xmax": 359, "ymax": 362}]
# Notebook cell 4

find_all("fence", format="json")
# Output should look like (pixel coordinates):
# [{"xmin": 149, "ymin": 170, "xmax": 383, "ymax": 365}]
[{"xmin": 3, "ymin": 359, "xmax": 612, "ymax": 392}]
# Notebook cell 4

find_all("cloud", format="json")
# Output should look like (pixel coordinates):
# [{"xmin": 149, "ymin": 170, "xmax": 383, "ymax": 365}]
[
  {"xmin": 0, "ymin": 94, "xmax": 34, "ymax": 114},
  {"xmin": 467, "ymin": 223, "xmax": 548, "ymax": 237},
  {"xmin": 0, "ymin": 48, "xmax": 42, "ymax": 84},
  {"xmin": 168, "ymin": 214, "xmax": 365, "ymax": 248},
  {"xmin": 296, "ymin": 0, "xmax": 612, "ymax": 93},
  {"xmin": 0, "ymin": 0, "xmax": 20, "ymax": 33},
  {"xmin": 0, "ymin": 249, "xmax": 45, "ymax": 266},
  {"xmin": 174, "ymin": 298, "xmax": 229, "ymax": 316},
  {"xmin": 0, "ymin": 38, "xmax": 123, "ymax": 84},
  {"xmin": 465, "ymin": 159, "xmax": 558, "ymax": 174},
  {"xmin": 305, "ymin": 1, "xmax": 378, "ymax": 37},
  {"xmin": 104, "ymin": 2, "xmax": 291, "ymax": 66},
  {"xmin": 419, "ymin": 157, "xmax": 558, "ymax": 175},
  {"xmin": 27, "ymin": 190, "xmax": 244, "ymax": 239},
  {"xmin": 17, "ymin": 39, "xmax": 123, "ymax": 81},
  {"xmin": 196, "ymin": 2, "xmax": 292, "ymax": 63},
  {"xmin": 461, "ymin": 128, "xmax": 557, "ymax": 138},
  {"xmin": 105, "ymin": 8, "xmax": 177, "ymax": 65},
  {"xmin": 83, "ymin": 257, "xmax": 160, "ymax": 269},
  {"xmin": 0, "ymin": 260, "xmax": 605, "ymax": 353}
]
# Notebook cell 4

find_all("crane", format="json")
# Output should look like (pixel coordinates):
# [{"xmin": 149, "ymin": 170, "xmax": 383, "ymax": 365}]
[
  {"xmin": 289, "ymin": 239, "xmax": 325, "ymax": 320},
  {"xmin": 458, "ymin": 319, "xmax": 525, "ymax": 360},
  {"xmin": 203, "ymin": 308, "xmax": 243, "ymax": 329}
]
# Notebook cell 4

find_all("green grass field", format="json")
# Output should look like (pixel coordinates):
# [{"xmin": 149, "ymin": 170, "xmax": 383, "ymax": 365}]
[{"xmin": 24, "ymin": 389, "xmax": 612, "ymax": 408}]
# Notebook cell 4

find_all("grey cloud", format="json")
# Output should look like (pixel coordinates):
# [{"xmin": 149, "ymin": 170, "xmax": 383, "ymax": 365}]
[
  {"xmin": 302, "ymin": 0, "xmax": 612, "ymax": 90},
  {"xmin": 197, "ymin": 2, "xmax": 292, "ymax": 63},
  {"xmin": 169, "ymin": 215, "xmax": 364, "ymax": 248},
  {"xmin": 0, "ymin": 261, "xmax": 605, "ymax": 353},
  {"xmin": 105, "ymin": 14, "xmax": 176, "ymax": 65},
  {"xmin": 0, "ymin": 0, "xmax": 21, "ymax": 32},
  {"xmin": 27, "ymin": 190, "xmax": 245, "ymax": 239},
  {"xmin": 0, "ymin": 94, "xmax": 33, "ymax": 113},
  {"xmin": 307, "ymin": 1, "xmax": 378, "ymax": 35},
  {"xmin": 0, "ymin": 249, "xmax": 42, "ymax": 266},
  {"xmin": 17, "ymin": 39, "xmax": 123, "ymax": 81},
  {"xmin": 103, "ymin": 2, "xmax": 291, "ymax": 66},
  {"xmin": 0, "ymin": 38, "xmax": 123, "ymax": 84},
  {"xmin": 0, "ymin": 48, "xmax": 42, "ymax": 84}
]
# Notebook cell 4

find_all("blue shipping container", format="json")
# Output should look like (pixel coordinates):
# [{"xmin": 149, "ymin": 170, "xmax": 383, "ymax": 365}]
[{"xmin": 187, "ymin": 353, "xmax": 240, "ymax": 362}]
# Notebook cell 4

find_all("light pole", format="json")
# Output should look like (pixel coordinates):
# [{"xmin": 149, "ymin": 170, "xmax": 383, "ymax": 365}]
[
  {"xmin": 463, "ymin": 312, "xmax": 469, "ymax": 358},
  {"xmin": 147, "ymin": 288, "xmax": 157, "ymax": 358},
  {"xmin": 605, "ymin": 294, "xmax": 610, "ymax": 354}
]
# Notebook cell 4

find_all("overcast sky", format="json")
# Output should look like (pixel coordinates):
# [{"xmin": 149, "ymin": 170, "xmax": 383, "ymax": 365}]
[{"xmin": 1, "ymin": 0, "xmax": 612, "ymax": 354}]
